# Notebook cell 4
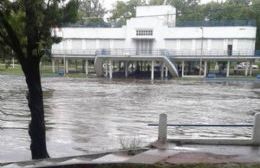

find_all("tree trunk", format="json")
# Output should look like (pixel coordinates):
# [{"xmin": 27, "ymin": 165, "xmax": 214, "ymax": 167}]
[{"xmin": 21, "ymin": 57, "xmax": 49, "ymax": 159}]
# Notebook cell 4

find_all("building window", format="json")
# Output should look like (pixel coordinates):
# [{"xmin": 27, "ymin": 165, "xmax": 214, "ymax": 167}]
[{"xmin": 136, "ymin": 29, "xmax": 153, "ymax": 36}]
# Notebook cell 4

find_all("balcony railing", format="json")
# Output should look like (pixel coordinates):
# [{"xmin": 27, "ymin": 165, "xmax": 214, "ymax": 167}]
[{"xmin": 52, "ymin": 49, "xmax": 257, "ymax": 57}]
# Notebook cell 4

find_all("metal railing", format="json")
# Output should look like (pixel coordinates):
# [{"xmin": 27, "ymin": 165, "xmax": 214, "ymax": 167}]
[
  {"xmin": 175, "ymin": 20, "xmax": 256, "ymax": 27},
  {"xmin": 149, "ymin": 113, "xmax": 260, "ymax": 145},
  {"xmin": 52, "ymin": 48, "xmax": 257, "ymax": 57}
]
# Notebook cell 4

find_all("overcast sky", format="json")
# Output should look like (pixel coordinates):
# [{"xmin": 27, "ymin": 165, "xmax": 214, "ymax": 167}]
[{"xmin": 103, "ymin": 0, "xmax": 221, "ymax": 11}]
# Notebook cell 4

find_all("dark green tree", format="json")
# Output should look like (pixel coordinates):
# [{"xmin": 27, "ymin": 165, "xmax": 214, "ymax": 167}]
[{"xmin": 0, "ymin": 0, "xmax": 78, "ymax": 159}]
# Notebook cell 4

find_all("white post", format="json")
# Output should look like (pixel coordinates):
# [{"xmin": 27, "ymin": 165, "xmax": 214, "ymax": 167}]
[
  {"xmin": 161, "ymin": 63, "xmax": 165, "ymax": 79},
  {"xmin": 85, "ymin": 59, "xmax": 89, "ymax": 75},
  {"xmin": 182, "ymin": 61, "xmax": 185, "ymax": 77},
  {"xmin": 204, "ymin": 61, "xmax": 207, "ymax": 78},
  {"xmin": 226, "ymin": 61, "xmax": 230, "ymax": 77},
  {"xmin": 12, "ymin": 57, "xmax": 15, "ymax": 68},
  {"xmin": 158, "ymin": 113, "xmax": 167, "ymax": 144},
  {"xmin": 151, "ymin": 60, "xmax": 154, "ymax": 80},
  {"xmin": 253, "ymin": 113, "xmax": 260, "ymax": 145},
  {"xmin": 125, "ymin": 61, "xmax": 128, "ymax": 77},
  {"xmin": 165, "ymin": 67, "xmax": 168, "ymax": 78},
  {"xmin": 109, "ymin": 60, "xmax": 113, "ymax": 79},
  {"xmin": 52, "ymin": 59, "xmax": 55, "ymax": 73}
]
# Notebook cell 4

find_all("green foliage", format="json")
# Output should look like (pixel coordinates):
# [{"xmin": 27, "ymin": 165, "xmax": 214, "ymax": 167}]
[
  {"xmin": 0, "ymin": 0, "xmax": 79, "ymax": 60},
  {"xmin": 109, "ymin": 0, "xmax": 146, "ymax": 26},
  {"xmin": 77, "ymin": 0, "xmax": 106, "ymax": 26}
]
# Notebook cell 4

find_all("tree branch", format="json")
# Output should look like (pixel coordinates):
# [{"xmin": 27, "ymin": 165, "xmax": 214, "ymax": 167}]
[{"xmin": 0, "ymin": 10, "xmax": 25, "ymax": 61}]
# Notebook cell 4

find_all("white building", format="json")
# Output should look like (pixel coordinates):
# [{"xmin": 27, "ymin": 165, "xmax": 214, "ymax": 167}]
[{"xmin": 52, "ymin": 5, "xmax": 257, "ymax": 79}]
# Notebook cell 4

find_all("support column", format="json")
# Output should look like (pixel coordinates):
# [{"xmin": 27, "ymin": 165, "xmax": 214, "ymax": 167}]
[
  {"xmin": 226, "ymin": 61, "xmax": 230, "ymax": 77},
  {"xmin": 52, "ymin": 59, "xmax": 55, "ymax": 73},
  {"xmin": 109, "ymin": 60, "xmax": 113, "ymax": 79},
  {"xmin": 165, "ymin": 67, "xmax": 168, "ymax": 78},
  {"xmin": 204, "ymin": 61, "xmax": 208, "ymax": 77},
  {"xmin": 245, "ymin": 61, "xmax": 249, "ymax": 76},
  {"xmin": 65, "ymin": 59, "xmax": 69, "ymax": 73},
  {"xmin": 105, "ymin": 61, "xmax": 108, "ymax": 77},
  {"xmin": 151, "ymin": 60, "xmax": 155, "ymax": 80},
  {"xmin": 161, "ymin": 63, "xmax": 165, "ymax": 79},
  {"xmin": 199, "ymin": 59, "xmax": 202, "ymax": 76},
  {"xmin": 182, "ymin": 61, "xmax": 185, "ymax": 77},
  {"xmin": 249, "ymin": 61, "xmax": 253, "ymax": 77},
  {"xmin": 85, "ymin": 59, "xmax": 89, "ymax": 75},
  {"xmin": 125, "ymin": 61, "xmax": 128, "ymax": 77}
]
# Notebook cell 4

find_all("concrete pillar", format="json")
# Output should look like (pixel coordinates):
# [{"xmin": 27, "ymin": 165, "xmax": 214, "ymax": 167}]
[
  {"xmin": 245, "ymin": 61, "xmax": 249, "ymax": 76},
  {"xmin": 105, "ymin": 61, "xmax": 108, "ymax": 77},
  {"xmin": 151, "ymin": 60, "xmax": 154, "ymax": 80},
  {"xmin": 249, "ymin": 61, "xmax": 253, "ymax": 76},
  {"xmin": 165, "ymin": 67, "xmax": 168, "ymax": 78},
  {"xmin": 226, "ymin": 61, "xmax": 230, "ymax": 77},
  {"xmin": 65, "ymin": 59, "xmax": 69, "ymax": 73},
  {"xmin": 52, "ymin": 59, "xmax": 55, "ymax": 73},
  {"xmin": 85, "ymin": 59, "xmax": 89, "ymax": 75},
  {"xmin": 199, "ymin": 59, "xmax": 202, "ymax": 76},
  {"xmin": 109, "ymin": 60, "xmax": 113, "ymax": 79},
  {"xmin": 182, "ymin": 61, "xmax": 185, "ymax": 77},
  {"xmin": 253, "ymin": 113, "xmax": 260, "ymax": 145},
  {"xmin": 204, "ymin": 61, "xmax": 208, "ymax": 78},
  {"xmin": 161, "ymin": 63, "xmax": 165, "ymax": 79},
  {"xmin": 158, "ymin": 113, "xmax": 167, "ymax": 144},
  {"xmin": 125, "ymin": 61, "xmax": 128, "ymax": 77},
  {"xmin": 12, "ymin": 57, "xmax": 15, "ymax": 68}
]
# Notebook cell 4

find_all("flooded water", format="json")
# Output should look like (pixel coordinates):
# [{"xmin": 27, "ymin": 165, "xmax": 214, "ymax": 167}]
[{"xmin": 1, "ymin": 75, "xmax": 260, "ymax": 162}]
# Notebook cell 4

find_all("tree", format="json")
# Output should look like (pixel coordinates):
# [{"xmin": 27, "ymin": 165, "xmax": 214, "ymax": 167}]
[
  {"xmin": 78, "ymin": 0, "xmax": 107, "ymax": 26},
  {"xmin": 109, "ymin": 0, "xmax": 146, "ymax": 26},
  {"xmin": 0, "ymin": 0, "xmax": 78, "ymax": 159}
]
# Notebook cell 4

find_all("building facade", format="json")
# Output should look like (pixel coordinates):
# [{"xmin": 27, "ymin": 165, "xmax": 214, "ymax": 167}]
[{"xmin": 51, "ymin": 5, "xmax": 257, "ymax": 79}]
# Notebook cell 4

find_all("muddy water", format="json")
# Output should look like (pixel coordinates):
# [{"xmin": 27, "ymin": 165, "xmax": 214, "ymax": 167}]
[{"xmin": 1, "ymin": 75, "xmax": 260, "ymax": 162}]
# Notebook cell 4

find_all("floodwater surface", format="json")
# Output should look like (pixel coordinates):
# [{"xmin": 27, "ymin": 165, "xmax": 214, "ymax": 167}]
[{"xmin": 0, "ymin": 75, "xmax": 260, "ymax": 162}]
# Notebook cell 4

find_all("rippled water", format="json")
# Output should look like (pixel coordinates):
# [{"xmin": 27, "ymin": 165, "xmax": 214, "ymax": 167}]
[{"xmin": 1, "ymin": 75, "xmax": 260, "ymax": 162}]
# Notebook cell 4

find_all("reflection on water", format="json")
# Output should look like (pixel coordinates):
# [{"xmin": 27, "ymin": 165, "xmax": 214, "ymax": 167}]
[{"xmin": 1, "ymin": 75, "xmax": 260, "ymax": 162}]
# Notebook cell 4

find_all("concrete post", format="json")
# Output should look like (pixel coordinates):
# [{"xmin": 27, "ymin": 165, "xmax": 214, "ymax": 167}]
[
  {"xmin": 182, "ymin": 61, "xmax": 185, "ymax": 77},
  {"xmin": 151, "ymin": 60, "xmax": 154, "ymax": 80},
  {"xmin": 204, "ymin": 61, "xmax": 208, "ymax": 78},
  {"xmin": 109, "ymin": 60, "xmax": 113, "ymax": 79},
  {"xmin": 165, "ymin": 67, "xmax": 168, "ymax": 78},
  {"xmin": 85, "ymin": 59, "xmax": 89, "ymax": 75},
  {"xmin": 52, "ymin": 59, "xmax": 55, "ymax": 73},
  {"xmin": 253, "ymin": 113, "xmax": 260, "ymax": 145},
  {"xmin": 12, "ymin": 57, "xmax": 15, "ymax": 68},
  {"xmin": 158, "ymin": 113, "xmax": 167, "ymax": 144},
  {"xmin": 161, "ymin": 63, "xmax": 165, "ymax": 79},
  {"xmin": 125, "ymin": 61, "xmax": 128, "ymax": 77},
  {"xmin": 226, "ymin": 61, "xmax": 230, "ymax": 77}
]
